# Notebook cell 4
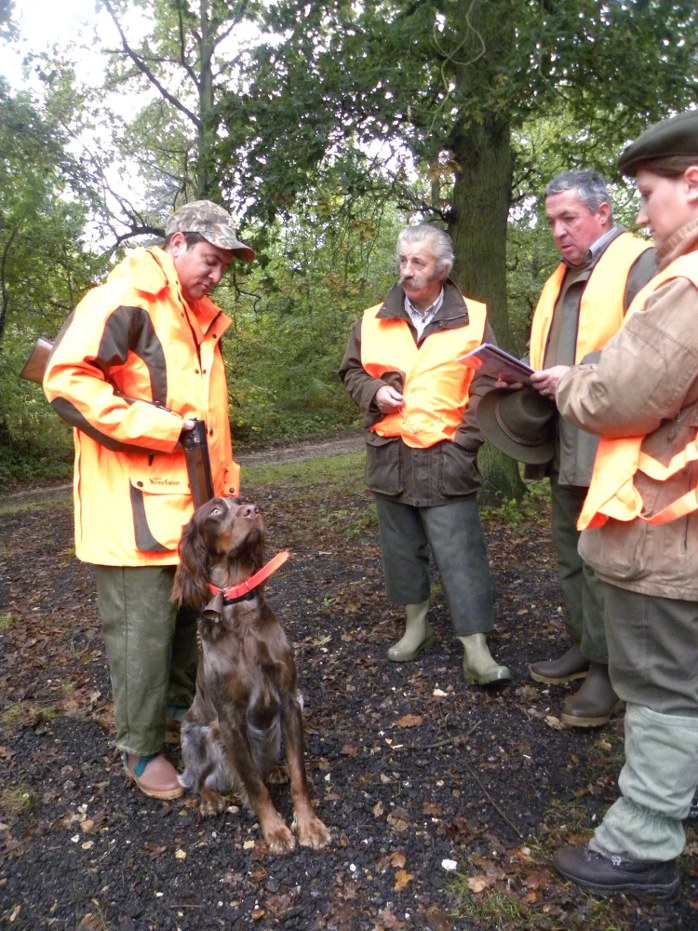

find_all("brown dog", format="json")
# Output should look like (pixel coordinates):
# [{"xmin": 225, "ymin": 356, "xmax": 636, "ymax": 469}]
[{"xmin": 173, "ymin": 496, "xmax": 331, "ymax": 854}]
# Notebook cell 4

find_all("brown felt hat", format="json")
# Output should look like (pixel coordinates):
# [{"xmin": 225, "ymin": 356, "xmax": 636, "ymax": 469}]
[
  {"xmin": 477, "ymin": 388, "xmax": 556, "ymax": 465},
  {"xmin": 618, "ymin": 109, "xmax": 698, "ymax": 176}
]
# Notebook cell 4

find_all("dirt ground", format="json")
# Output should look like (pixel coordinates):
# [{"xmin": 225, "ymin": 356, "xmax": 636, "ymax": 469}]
[{"xmin": 1, "ymin": 442, "xmax": 696, "ymax": 930}]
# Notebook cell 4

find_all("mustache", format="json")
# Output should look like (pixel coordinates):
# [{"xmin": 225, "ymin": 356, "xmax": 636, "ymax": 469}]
[{"xmin": 400, "ymin": 273, "xmax": 427, "ymax": 289}]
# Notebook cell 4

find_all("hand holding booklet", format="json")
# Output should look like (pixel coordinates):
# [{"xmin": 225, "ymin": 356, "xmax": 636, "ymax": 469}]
[{"xmin": 458, "ymin": 343, "xmax": 534, "ymax": 388}]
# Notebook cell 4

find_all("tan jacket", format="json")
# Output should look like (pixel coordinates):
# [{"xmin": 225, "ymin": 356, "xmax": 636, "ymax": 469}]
[
  {"xmin": 44, "ymin": 247, "xmax": 239, "ymax": 566},
  {"xmin": 557, "ymin": 218, "xmax": 698, "ymax": 598}
]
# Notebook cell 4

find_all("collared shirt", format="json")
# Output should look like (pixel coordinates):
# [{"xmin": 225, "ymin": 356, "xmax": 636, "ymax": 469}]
[
  {"xmin": 562, "ymin": 226, "xmax": 623, "ymax": 269},
  {"xmin": 404, "ymin": 289, "xmax": 445, "ymax": 339}
]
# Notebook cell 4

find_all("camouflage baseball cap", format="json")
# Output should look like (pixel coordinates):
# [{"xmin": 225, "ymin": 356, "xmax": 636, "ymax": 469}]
[{"xmin": 165, "ymin": 200, "xmax": 256, "ymax": 262}]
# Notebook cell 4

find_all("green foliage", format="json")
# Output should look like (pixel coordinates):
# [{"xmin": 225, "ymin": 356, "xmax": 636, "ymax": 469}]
[
  {"xmin": 218, "ymin": 181, "xmax": 404, "ymax": 444},
  {"xmin": 481, "ymin": 478, "xmax": 551, "ymax": 525},
  {"xmin": 1, "ymin": 0, "xmax": 697, "ymax": 494}
]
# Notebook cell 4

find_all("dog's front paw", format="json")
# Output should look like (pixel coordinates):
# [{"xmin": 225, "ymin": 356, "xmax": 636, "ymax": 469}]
[
  {"xmin": 295, "ymin": 815, "xmax": 332, "ymax": 850},
  {"xmin": 199, "ymin": 787, "xmax": 228, "ymax": 817},
  {"xmin": 263, "ymin": 821, "xmax": 296, "ymax": 855}
]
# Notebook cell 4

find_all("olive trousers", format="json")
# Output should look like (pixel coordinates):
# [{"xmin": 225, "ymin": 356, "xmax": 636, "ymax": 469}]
[
  {"xmin": 95, "ymin": 565, "xmax": 198, "ymax": 757},
  {"xmin": 550, "ymin": 474, "xmax": 608, "ymax": 663}
]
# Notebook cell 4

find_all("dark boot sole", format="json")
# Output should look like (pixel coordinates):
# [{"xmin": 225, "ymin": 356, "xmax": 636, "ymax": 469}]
[
  {"xmin": 561, "ymin": 700, "xmax": 624, "ymax": 728},
  {"xmin": 529, "ymin": 667, "xmax": 589, "ymax": 685},
  {"xmin": 556, "ymin": 865, "xmax": 680, "ymax": 901}
]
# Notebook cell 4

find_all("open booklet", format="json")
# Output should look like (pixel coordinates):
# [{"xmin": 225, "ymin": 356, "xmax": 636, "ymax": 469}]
[{"xmin": 458, "ymin": 343, "xmax": 534, "ymax": 387}]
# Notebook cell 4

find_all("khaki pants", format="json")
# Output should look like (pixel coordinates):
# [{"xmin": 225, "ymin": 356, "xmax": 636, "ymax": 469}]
[{"xmin": 95, "ymin": 565, "xmax": 198, "ymax": 756}]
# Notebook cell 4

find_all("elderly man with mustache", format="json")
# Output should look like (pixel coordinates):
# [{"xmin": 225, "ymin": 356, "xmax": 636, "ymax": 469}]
[{"xmin": 339, "ymin": 224, "xmax": 510, "ymax": 687}]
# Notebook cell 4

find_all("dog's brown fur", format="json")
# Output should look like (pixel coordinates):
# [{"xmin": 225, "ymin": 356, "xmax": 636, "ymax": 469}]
[{"xmin": 173, "ymin": 496, "xmax": 331, "ymax": 854}]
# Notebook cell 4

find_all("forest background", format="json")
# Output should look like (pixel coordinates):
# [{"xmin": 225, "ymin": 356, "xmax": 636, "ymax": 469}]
[{"xmin": 1, "ymin": 0, "xmax": 697, "ymax": 496}]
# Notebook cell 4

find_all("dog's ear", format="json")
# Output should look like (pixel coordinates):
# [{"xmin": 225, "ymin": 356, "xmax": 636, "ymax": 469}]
[{"xmin": 173, "ymin": 515, "xmax": 210, "ymax": 607}]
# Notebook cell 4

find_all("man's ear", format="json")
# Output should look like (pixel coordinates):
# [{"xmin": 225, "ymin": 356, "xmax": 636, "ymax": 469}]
[
  {"xmin": 167, "ymin": 230, "xmax": 187, "ymax": 254},
  {"xmin": 597, "ymin": 201, "xmax": 612, "ymax": 226}
]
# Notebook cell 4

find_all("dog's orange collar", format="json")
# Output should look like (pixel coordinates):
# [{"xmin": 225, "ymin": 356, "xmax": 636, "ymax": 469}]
[{"xmin": 208, "ymin": 550, "xmax": 290, "ymax": 602}]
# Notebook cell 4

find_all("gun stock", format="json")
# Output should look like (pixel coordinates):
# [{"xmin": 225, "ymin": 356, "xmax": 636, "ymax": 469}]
[{"xmin": 20, "ymin": 336, "xmax": 54, "ymax": 385}]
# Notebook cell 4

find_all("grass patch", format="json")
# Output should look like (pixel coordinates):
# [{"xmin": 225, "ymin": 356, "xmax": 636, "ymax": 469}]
[
  {"xmin": 449, "ymin": 875, "xmax": 530, "ymax": 926},
  {"xmin": 0, "ymin": 784, "xmax": 36, "ymax": 814},
  {"xmin": 0, "ymin": 614, "xmax": 15, "ymax": 631},
  {"xmin": 0, "ymin": 488, "xmax": 72, "ymax": 518},
  {"xmin": 243, "ymin": 450, "xmax": 365, "ymax": 493},
  {"xmin": 481, "ymin": 480, "xmax": 551, "ymax": 526},
  {"xmin": 1, "ymin": 702, "xmax": 63, "ymax": 729}
]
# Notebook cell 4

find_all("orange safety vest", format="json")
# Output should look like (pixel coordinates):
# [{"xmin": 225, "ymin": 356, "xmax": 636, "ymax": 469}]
[
  {"xmin": 360, "ymin": 299, "xmax": 487, "ymax": 448},
  {"xmin": 530, "ymin": 232, "xmax": 653, "ymax": 368},
  {"xmin": 578, "ymin": 253, "xmax": 698, "ymax": 530}
]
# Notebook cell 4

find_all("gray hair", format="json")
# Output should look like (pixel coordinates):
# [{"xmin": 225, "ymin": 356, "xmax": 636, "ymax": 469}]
[
  {"xmin": 544, "ymin": 169, "xmax": 613, "ymax": 217},
  {"xmin": 396, "ymin": 224, "xmax": 455, "ymax": 276}
]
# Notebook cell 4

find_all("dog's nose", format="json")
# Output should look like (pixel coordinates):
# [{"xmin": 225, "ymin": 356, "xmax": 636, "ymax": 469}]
[{"xmin": 240, "ymin": 503, "xmax": 259, "ymax": 519}]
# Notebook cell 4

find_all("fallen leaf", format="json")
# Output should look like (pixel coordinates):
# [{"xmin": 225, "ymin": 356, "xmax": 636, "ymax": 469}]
[
  {"xmin": 468, "ymin": 874, "xmax": 495, "ymax": 893},
  {"xmin": 423, "ymin": 800, "xmax": 442, "ymax": 817},
  {"xmin": 397, "ymin": 714, "xmax": 423, "ymax": 728},
  {"xmin": 393, "ymin": 869, "xmax": 414, "ymax": 891}
]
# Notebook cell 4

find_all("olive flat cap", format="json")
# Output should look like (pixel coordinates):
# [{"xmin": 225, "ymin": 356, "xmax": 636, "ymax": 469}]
[
  {"xmin": 165, "ymin": 200, "xmax": 256, "ymax": 262},
  {"xmin": 618, "ymin": 109, "xmax": 698, "ymax": 176}
]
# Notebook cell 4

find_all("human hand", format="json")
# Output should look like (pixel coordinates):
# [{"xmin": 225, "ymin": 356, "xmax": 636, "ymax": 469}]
[
  {"xmin": 494, "ymin": 378, "xmax": 524, "ymax": 390},
  {"xmin": 530, "ymin": 365, "xmax": 569, "ymax": 399},
  {"xmin": 178, "ymin": 419, "xmax": 198, "ymax": 445},
  {"xmin": 375, "ymin": 385, "xmax": 404, "ymax": 413}
]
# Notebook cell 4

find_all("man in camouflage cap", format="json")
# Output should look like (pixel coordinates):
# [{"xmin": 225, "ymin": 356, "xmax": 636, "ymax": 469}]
[
  {"xmin": 44, "ymin": 200, "xmax": 254, "ymax": 801},
  {"xmin": 165, "ymin": 199, "xmax": 256, "ymax": 262}
]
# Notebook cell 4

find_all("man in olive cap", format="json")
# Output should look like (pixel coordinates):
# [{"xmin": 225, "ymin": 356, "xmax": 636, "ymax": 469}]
[
  {"xmin": 44, "ymin": 200, "xmax": 255, "ymax": 801},
  {"xmin": 532, "ymin": 108, "xmax": 698, "ymax": 899}
]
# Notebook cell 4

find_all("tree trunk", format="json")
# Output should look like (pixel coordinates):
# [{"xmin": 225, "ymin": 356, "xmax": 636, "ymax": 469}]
[{"xmin": 448, "ymin": 118, "xmax": 524, "ymax": 500}]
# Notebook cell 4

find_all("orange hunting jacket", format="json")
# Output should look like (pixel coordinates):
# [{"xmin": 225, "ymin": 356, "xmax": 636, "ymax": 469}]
[{"xmin": 43, "ymin": 247, "xmax": 239, "ymax": 566}]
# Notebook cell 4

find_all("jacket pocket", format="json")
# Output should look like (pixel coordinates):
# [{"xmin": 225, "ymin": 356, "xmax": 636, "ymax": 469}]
[
  {"xmin": 128, "ymin": 451, "xmax": 191, "ymax": 552},
  {"xmin": 364, "ymin": 436, "xmax": 405, "ymax": 495},
  {"xmin": 439, "ymin": 439, "xmax": 482, "ymax": 496}
]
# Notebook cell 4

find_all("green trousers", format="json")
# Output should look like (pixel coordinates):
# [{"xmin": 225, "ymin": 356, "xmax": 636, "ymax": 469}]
[
  {"xmin": 550, "ymin": 474, "xmax": 608, "ymax": 663},
  {"xmin": 95, "ymin": 565, "xmax": 198, "ymax": 756}
]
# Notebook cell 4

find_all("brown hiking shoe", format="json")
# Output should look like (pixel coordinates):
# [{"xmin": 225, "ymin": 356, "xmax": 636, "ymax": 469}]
[{"xmin": 124, "ymin": 753, "xmax": 183, "ymax": 801}]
